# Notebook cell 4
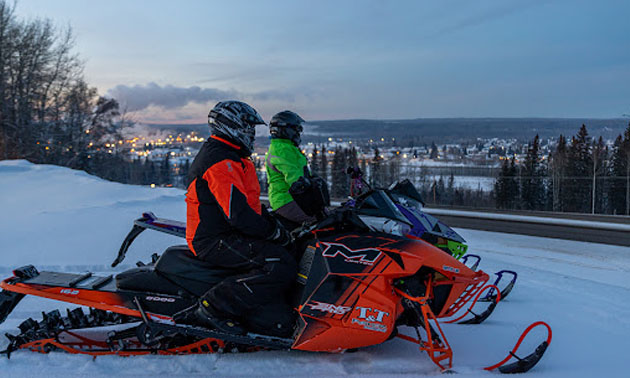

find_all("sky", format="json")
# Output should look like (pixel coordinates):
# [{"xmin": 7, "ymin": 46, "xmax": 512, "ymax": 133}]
[{"xmin": 13, "ymin": 0, "xmax": 630, "ymax": 123}]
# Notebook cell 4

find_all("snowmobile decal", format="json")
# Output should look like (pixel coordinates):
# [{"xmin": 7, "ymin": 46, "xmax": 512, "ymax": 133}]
[
  {"xmin": 351, "ymin": 318, "xmax": 387, "ymax": 333},
  {"xmin": 305, "ymin": 301, "xmax": 352, "ymax": 315},
  {"xmin": 320, "ymin": 242, "xmax": 382, "ymax": 266}
]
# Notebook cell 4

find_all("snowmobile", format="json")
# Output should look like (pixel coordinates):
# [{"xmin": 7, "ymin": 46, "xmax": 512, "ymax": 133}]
[
  {"xmin": 0, "ymin": 184, "xmax": 549, "ymax": 373},
  {"xmin": 346, "ymin": 169, "xmax": 517, "ymax": 302}
]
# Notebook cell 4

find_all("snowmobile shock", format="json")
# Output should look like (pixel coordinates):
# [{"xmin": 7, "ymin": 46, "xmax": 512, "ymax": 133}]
[
  {"xmin": 484, "ymin": 321, "xmax": 552, "ymax": 374},
  {"xmin": 394, "ymin": 279, "xmax": 453, "ymax": 371}
]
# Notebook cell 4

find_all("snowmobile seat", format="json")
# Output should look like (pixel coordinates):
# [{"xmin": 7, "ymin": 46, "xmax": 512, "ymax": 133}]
[{"xmin": 115, "ymin": 245, "xmax": 235, "ymax": 297}]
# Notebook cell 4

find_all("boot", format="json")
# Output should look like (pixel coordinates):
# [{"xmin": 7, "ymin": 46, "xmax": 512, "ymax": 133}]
[{"xmin": 173, "ymin": 300, "xmax": 245, "ymax": 335}]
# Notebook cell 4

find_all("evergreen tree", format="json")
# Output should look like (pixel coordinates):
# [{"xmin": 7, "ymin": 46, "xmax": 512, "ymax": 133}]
[
  {"xmin": 608, "ymin": 123, "xmax": 630, "ymax": 215},
  {"xmin": 181, "ymin": 159, "xmax": 190, "ymax": 187},
  {"xmin": 310, "ymin": 146, "xmax": 320, "ymax": 177},
  {"xmin": 506, "ymin": 157, "xmax": 519, "ymax": 209},
  {"xmin": 319, "ymin": 144, "xmax": 328, "ymax": 183},
  {"xmin": 161, "ymin": 153, "xmax": 172, "ymax": 185},
  {"xmin": 429, "ymin": 142, "xmax": 438, "ymax": 159},
  {"xmin": 520, "ymin": 135, "xmax": 544, "ymax": 210},
  {"xmin": 550, "ymin": 135, "xmax": 568, "ymax": 211},
  {"xmin": 624, "ymin": 123, "xmax": 630, "ymax": 215},
  {"xmin": 591, "ymin": 136, "xmax": 607, "ymax": 213},
  {"xmin": 331, "ymin": 147, "xmax": 349, "ymax": 198},
  {"xmin": 564, "ymin": 125, "xmax": 592, "ymax": 212},
  {"xmin": 495, "ymin": 159, "xmax": 510, "ymax": 209},
  {"xmin": 446, "ymin": 173, "xmax": 455, "ymax": 205},
  {"xmin": 386, "ymin": 153, "xmax": 401, "ymax": 187},
  {"xmin": 609, "ymin": 134, "xmax": 627, "ymax": 214},
  {"xmin": 369, "ymin": 147, "xmax": 384, "ymax": 187}
]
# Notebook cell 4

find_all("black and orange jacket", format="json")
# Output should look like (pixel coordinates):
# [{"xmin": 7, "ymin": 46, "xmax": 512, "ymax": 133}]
[{"xmin": 185, "ymin": 136, "xmax": 274, "ymax": 255}]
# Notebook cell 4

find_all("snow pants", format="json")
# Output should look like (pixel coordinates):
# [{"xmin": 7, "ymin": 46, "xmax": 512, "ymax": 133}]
[{"xmin": 195, "ymin": 235, "xmax": 297, "ymax": 332}]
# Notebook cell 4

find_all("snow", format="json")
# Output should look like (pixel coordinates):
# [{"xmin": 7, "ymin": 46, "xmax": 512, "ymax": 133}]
[
  {"xmin": 1, "ymin": 160, "xmax": 630, "ymax": 377},
  {"xmin": 423, "ymin": 175, "xmax": 495, "ymax": 191}
]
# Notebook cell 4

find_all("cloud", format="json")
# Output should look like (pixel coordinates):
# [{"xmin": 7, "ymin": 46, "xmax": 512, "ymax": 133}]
[
  {"xmin": 108, "ymin": 82, "xmax": 299, "ymax": 113},
  {"xmin": 108, "ymin": 82, "xmax": 238, "ymax": 112}
]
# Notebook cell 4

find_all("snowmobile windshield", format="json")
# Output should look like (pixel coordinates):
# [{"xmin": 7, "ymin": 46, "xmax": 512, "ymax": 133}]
[
  {"xmin": 388, "ymin": 179, "xmax": 425, "ymax": 206},
  {"xmin": 388, "ymin": 191, "xmax": 466, "ymax": 244},
  {"xmin": 355, "ymin": 190, "xmax": 412, "ymax": 226}
]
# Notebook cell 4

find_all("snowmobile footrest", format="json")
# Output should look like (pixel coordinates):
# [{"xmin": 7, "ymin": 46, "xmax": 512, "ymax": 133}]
[
  {"xmin": 0, "ymin": 290, "xmax": 25, "ymax": 325},
  {"xmin": 69, "ymin": 273, "xmax": 92, "ymax": 287},
  {"xmin": 91, "ymin": 275, "xmax": 113, "ymax": 289}
]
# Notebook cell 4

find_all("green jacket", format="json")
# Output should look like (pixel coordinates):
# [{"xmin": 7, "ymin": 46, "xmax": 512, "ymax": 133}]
[{"xmin": 265, "ymin": 138, "xmax": 309, "ymax": 210}]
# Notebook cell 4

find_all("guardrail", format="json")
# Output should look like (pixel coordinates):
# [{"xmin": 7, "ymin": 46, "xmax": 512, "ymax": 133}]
[{"xmin": 422, "ymin": 208, "xmax": 630, "ymax": 247}]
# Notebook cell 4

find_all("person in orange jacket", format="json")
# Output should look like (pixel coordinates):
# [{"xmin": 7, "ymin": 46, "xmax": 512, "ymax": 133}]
[{"xmin": 175, "ymin": 101, "xmax": 296, "ymax": 336}]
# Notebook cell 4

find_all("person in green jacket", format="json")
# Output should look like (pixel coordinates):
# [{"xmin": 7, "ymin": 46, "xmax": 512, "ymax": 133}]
[{"xmin": 265, "ymin": 110, "xmax": 315, "ymax": 225}]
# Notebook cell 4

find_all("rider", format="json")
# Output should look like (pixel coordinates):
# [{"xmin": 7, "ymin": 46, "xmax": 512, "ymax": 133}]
[
  {"xmin": 265, "ymin": 110, "xmax": 315, "ymax": 226},
  {"xmin": 176, "ymin": 101, "xmax": 297, "ymax": 336}
]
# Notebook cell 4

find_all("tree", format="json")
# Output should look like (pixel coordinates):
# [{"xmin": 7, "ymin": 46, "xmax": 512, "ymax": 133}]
[
  {"xmin": 495, "ymin": 157, "xmax": 519, "ymax": 209},
  {"xmin": 161, "ymin": 152, "xmax": 172, "ymax": 185},
  {"xmin": 624, "ymin": 123, "xmax": 630, "ymax": 215},
  {"xmin": 609, "ymin": 123, "xmax": 630, "ymax": 215},
  {"xmin": 319, "ymin": 144, "xmax": 328, "ymax": 182},
  {"xmin": 591, "ymin": 136, "xmax": 607, "ymax": 214},
  {"xmin": 310, "ymin": 145, "xmax": 320, "ymax": 177},
  {"xmin": 0, "ymin": 1, "xmax": 86, "ymax": 160},
  {"xmin": 386, "ymin": 153, "xmax": 401, "ymax": 187},
  {"xmin": 331, "ymin": 147, "xmax": 349, "ymax": 198},
  {"xmin": 564, "ymin": 125, "xmax": 592, "ymax": 213},
  {"xmin": 369, "ymin": 147, "xmax": 384, "ymax": 187},
  {"xmin": 549, "ymin": 135, "xmax": 568, "ymax": 211},
  {"xmin": 520, "ymin": 135, "xmax": 544, "ymax": 210},
  {"xmin": 429, "ymin": 142, "xmax": 438, "ymax": 159}
]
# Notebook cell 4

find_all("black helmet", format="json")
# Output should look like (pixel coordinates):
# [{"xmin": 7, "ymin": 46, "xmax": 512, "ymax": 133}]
[
  {"xmin": 269, "ymin": 110, "xmax": 305, "ymax": 146},
  {"xmin": 208, "ymin": 100, "xmax": 265, "ymax": 155}
]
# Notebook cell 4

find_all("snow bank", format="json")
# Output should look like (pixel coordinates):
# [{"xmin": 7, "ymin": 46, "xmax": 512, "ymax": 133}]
[{"xmin": 0, "ymin": 160, "xmax": 185, "ymax": 269}]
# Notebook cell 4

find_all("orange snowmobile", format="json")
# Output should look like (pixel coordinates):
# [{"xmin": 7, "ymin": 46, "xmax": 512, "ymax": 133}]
[{"xmin": 0, "ymin": 188, "xmax": 550, "ymax": 374}]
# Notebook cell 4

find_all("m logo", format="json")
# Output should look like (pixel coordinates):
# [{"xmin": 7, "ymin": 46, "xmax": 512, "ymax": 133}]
[{"xmin": 321, "ymin": 242, "xmax": 382, "ymax": 266}]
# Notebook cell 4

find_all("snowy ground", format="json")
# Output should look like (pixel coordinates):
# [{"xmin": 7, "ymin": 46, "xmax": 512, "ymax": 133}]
[
  {"xmin": 424, "ymin": 175, "xmax": 495, "ymax": 191},
  {"xmin": 1, "ymin": 160, "xmax": 629, "ymax": 377}
]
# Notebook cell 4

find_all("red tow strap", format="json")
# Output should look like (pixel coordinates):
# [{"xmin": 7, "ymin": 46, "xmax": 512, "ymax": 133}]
[{"xmin": 484, "ymin": 321, "xmax": 553, "ymax": 371}]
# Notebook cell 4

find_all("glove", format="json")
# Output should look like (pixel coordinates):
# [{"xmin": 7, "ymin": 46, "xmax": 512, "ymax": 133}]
[{"xmin": 266, "ymin": 218, "xmax": 292, "ymax": 247}]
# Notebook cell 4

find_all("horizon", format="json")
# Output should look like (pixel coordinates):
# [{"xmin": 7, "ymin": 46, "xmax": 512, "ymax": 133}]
[{"xmin": 146, "ymin": 115, "xmax": 630, "ymax": 126}]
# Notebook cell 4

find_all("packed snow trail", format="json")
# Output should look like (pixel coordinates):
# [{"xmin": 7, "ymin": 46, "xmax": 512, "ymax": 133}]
[{"xmin": 1, "ymin": 160, "xmax": 629, "ymax": 377}]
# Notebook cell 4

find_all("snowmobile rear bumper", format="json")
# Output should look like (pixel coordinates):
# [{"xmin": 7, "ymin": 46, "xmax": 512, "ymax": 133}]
[
  {"xmin": 0, "ymin": 290, "xmax": 24, "ymax": 325},
  {"xmin": 0, "ymin": 265, "xmax": 40, "ymax": 325}
]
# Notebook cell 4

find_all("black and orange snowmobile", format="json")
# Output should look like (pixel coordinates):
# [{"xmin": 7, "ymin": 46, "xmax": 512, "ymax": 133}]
[{"xmin": 0, "ymin": 187, "xmax": 550, "ymax": 374}]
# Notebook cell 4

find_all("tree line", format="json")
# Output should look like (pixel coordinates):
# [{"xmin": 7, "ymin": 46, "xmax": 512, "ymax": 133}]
[
  {"xmin": 495, "ymin": 123, "xmax": 630, "ymax": 215},
  {"xmin": 0, "ymin": 1, "xmax": 184, "ymax": 187}
]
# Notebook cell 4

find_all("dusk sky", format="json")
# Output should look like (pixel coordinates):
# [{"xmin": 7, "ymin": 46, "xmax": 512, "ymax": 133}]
[{"xmin": 15, "ymin": 0, "xmax": 630, "ymax": 123}]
